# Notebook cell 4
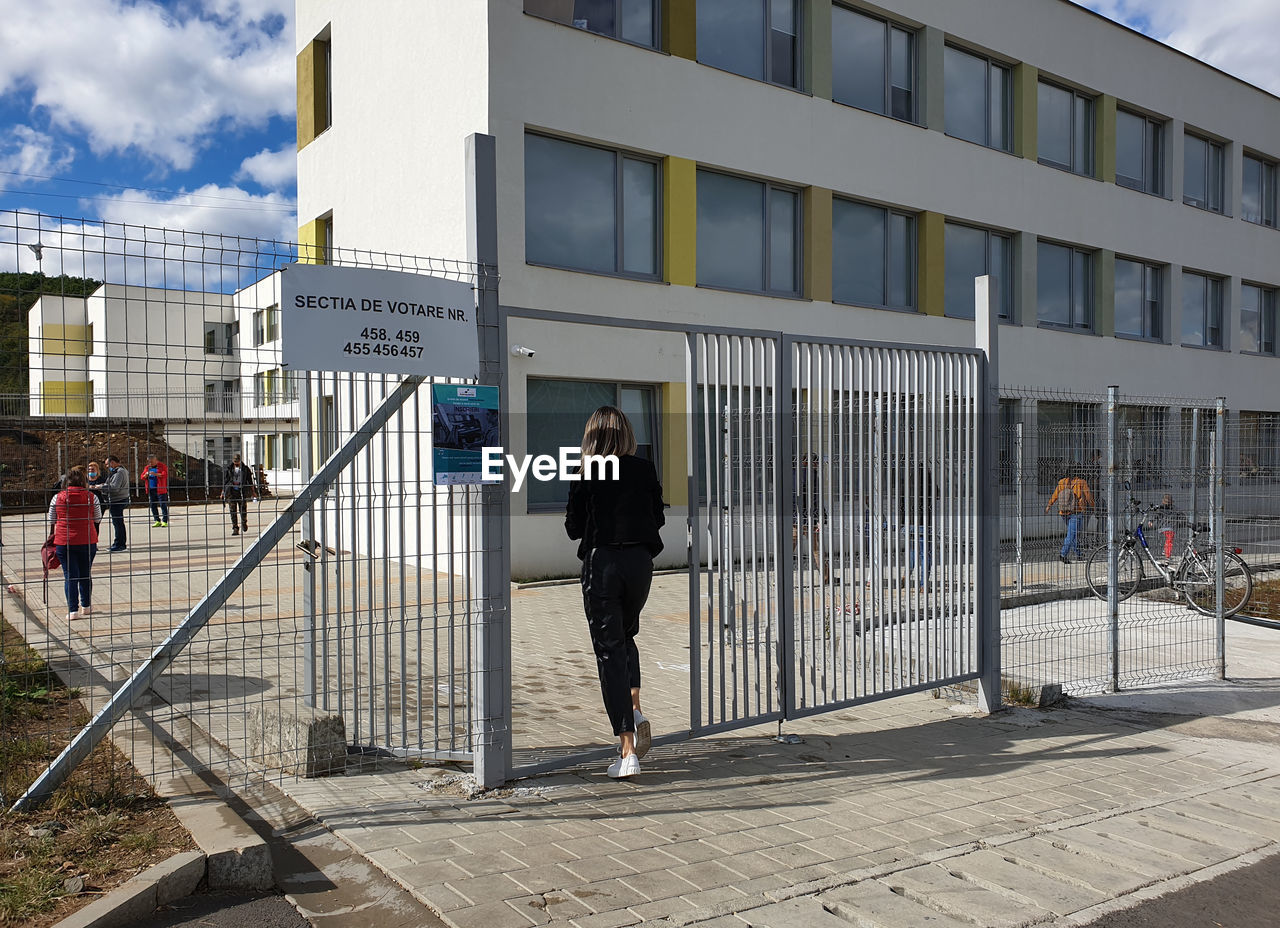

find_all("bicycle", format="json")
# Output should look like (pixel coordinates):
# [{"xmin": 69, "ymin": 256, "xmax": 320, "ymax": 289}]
[{"xmin": 1084, "ymin": 497, "xmax": 1253, "ymax": 617}]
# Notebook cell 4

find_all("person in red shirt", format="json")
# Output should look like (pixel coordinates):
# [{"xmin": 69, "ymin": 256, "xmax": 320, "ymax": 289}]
[
  {"xmin": 141, "ymin": 454, "xmax": 170, "ymax": 527},
  {"xmin": 48, "ymin": 466, "xmax": 101, "ymax": 620}
]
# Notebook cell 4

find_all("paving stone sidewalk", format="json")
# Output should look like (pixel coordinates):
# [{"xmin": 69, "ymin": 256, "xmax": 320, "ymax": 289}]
[{"xmin": 282, "ymin": 691, "xmax": 1280, "ymax": 928}]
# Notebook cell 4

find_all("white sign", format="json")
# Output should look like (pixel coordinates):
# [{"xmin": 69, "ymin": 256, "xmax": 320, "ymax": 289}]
[{"xmin": 281, "ymin": 263, "xmax": 478, "ymax": 377}]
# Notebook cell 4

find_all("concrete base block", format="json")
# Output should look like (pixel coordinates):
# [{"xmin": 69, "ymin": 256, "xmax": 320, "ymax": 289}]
[
  {"xmin": 157, "ymin": 775, "xmax": 273, "ymax": 891},
  {"xmin": 248, "ymin": 705, "xmax": 346, "ymax": 777}
]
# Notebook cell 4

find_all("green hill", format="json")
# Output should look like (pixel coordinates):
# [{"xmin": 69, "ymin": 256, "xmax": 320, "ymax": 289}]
[{"xmin": 0, "ymin": 273, "xmax": 101, "ymax": 396}]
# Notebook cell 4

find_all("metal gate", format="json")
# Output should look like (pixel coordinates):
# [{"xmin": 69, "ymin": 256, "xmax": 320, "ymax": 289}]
[{"xmin": 689, "ymin": 333, "xmax": 984, "ymax": 735}]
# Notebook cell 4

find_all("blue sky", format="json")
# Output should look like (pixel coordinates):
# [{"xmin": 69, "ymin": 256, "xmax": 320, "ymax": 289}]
[{"xmin": 0, "ymin": 0, "xmax": 1277, "ymax": 267}]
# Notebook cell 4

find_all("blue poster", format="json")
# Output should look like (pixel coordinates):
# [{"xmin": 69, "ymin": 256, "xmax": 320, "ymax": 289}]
[{"xmin": 431, "ymin": 384, "xmax": 500, "ymax": 485}]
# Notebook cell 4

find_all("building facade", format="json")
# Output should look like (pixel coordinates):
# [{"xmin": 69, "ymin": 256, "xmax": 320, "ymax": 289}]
[
  {"xmin": 28, "ymin": 278, "xmax": 304, "ymax": 492},
  {"xmin": 295, "ymin": 0, "xmax": 1280, "ymax": 576}
]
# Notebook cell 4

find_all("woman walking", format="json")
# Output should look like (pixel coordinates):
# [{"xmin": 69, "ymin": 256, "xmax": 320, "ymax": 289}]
[
  {"xmin": 565, "ymin": 406, "xmax": 665, "ymax": 779},
  {"xmin": 49, "ymin": 466, "xmax": 101, "ymax": 620}
]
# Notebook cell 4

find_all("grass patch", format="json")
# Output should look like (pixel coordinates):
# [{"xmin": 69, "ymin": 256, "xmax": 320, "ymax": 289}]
[{"xmin": 0, "ymin": 616, "xmax": 196, "ymax": 928}]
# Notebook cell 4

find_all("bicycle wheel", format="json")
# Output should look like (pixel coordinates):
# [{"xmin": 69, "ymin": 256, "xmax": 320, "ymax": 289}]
[
  {"xmin": 1181, "ymin": 550, "xmax": 1254, "ymax": 617},
  {"xmin": 1085, "ymin": 545, "xmax": 1142, "ymax": 602}
]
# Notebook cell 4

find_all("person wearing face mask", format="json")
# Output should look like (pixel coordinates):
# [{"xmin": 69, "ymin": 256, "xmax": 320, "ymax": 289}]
[
  {"xmin": 93, "ymin": 455, "xmax": 131, "ymax": 552},
  {"xmin": 86, "ymin": 461, "xmax": 106, "ymax": 536}
]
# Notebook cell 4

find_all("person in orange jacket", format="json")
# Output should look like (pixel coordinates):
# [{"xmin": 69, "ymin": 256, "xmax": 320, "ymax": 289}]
[
  {"xmin": 141, "ymin": 454, "xmax": 170, "ymax": 527},
  {"xmin": 1045, "ymin": 466, "xmax": 1094, "ymax": 563}
]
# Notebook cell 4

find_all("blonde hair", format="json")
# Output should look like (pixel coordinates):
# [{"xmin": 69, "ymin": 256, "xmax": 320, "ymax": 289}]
[
  {"xmin": 581, "ymin": 406, "xmax": 637, "ymax": 459},
  {"xmin": 88, "ymin": 460, "xmax": 102, "ymax": 474}
]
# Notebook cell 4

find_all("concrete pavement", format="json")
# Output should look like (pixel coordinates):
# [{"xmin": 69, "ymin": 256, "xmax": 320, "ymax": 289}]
[{"xmin": 5, "ymin": 501, "xmax": 1279, "ymax": 927}]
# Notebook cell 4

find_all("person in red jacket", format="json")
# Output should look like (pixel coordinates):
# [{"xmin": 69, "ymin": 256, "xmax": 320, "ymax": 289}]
[
  {"xmin": 141, "ymin": 454, "xmax": 170, "ymax": 527},
  {"xmin": 48, "ymin": 466, "xmax": 101, "ymax": 620}
]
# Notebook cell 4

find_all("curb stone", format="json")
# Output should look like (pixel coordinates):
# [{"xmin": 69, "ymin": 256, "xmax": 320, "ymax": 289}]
[{"xmin": 52, "ymin": 851, "xmax": 205, "ymax": 928}]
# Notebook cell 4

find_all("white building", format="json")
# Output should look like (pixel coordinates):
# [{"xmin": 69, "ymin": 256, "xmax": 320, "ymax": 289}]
[
  {"xmin": 294, "ymin": 0, "xmax": 1280, "ymax": 575},
  {"xmin": 28, "ymin": 279, "xmax": 304, "ymax": 492}
]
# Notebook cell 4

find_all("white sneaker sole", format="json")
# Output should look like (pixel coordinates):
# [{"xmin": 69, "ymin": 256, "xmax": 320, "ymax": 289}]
[{"xmin": 634, "ymin": 715, "xmax": 651, "ymax": 759}]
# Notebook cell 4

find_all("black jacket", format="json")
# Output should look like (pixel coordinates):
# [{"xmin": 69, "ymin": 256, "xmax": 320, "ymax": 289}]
[{"xmin": 565, "ymin": 454, "xmax": 666, "ymax": 561}]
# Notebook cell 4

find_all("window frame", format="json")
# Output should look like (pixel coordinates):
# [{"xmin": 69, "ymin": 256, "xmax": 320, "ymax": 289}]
[
  {"xmin": 1180, "ymin": 270, "xmax": 1225, "ymax": 349},
  {"xmin": 695, "ymin": 168, "xmax": 803, "ymax": 297},
  {"xmin": 1240, "ymin": 282, "xmax": 1278, "ymax": 356},
  {"xmin": 1115, "ymin": 107, "xmax": 1165, "ymax": 196},
  {"xmin": 943, "ymin": 44, "xmax": 1013, "ymax": 153},
  {"xmin": 525, "ymin": 377, "xmax": 660, "ymax": 512},
  {"xmin": 942, "ymin": 221, "xmax": 1014, "ymax": 320},
  {"xmin": 1113, "ymin": 256, "xmax": 1164, "ymax": 342},
  {"xmin": 1242, "ymin": 153, "xmax": 1278, "ymax": 229},
  {"xmin": 1036, "ymin": 240, "xmax": 1095, "ymax": 332},
  {"xmin": 522, "ymin": 0, "xmax": 660, "ymax": 50},
  {"xmin": 831, "ymin": 4, "xmax": 918, "ymax": 123},
  {"xmin": 1037, "ymin": 80, "xmax": 1095, "ymax": 177},
  {"xmin": 524, "ymin": 132, "xmax": 663, "ymax": 282},
  {"xmin": 695, "ymin": 0, "xmax": 801, "ymax": 90},
  {"xmin": 831, "ymin": 196, "xmax": 917, "ymax": 311},
  {"xmin": 1183, "ymin": 132, "xmax": 1226, "ymax": 214}
]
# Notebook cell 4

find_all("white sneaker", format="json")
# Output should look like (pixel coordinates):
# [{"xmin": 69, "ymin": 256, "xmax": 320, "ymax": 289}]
[
  {"xmin": 68, "ymin": 611, "xmax": 78, "ymax": 621},
  {"xmin": 607, "ymin": 754, "xmax": 640, "ymax": 779},
  {"xmin": 633, "ymin": 712, "xmax": 651, "ymax": 759},
  {"xmin": 80, "ymin": 606, "xmax": 92, "ymax": 617}
]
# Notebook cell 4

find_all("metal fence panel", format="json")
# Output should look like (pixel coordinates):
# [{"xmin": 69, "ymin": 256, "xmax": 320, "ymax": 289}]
[
  {"xmin": 1, "ymin": 209, "xmax": 499, "ymax": 808},
  {"xmin": 995, "ymin": 387, "xmax": 1253, "ymax": 700}
]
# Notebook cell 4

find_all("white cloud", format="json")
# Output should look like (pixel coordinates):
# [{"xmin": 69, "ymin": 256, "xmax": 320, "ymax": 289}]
[
  {"xmin": 0, "ymin": 126, "xmax": 75, "ymax": 189},
  {"xmin": 1077, "ymin": 1, "xmax": 1280, "ymax": 95},
  {"xmin": 94, "ymin": 183, "xmax": 298, "ymax": 242},
  {"xmin": 235, "ymin": 144, "xmax": 297, "ymax": 191},
  {"xmin": 0, "ymin": 0, "xmax": 294, "ymax": 171},
  {"xmin": 1, "ymin": 199, "xmax": 297, "ymax": 289}
]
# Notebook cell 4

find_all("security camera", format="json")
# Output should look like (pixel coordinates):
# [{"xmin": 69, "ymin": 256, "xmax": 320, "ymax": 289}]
[{"xmin": 510, "ymin": 345, "xmax": 536, "ymax": 358}]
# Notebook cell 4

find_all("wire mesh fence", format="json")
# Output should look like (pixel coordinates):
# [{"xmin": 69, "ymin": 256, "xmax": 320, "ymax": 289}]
[
  {"xmin": 0, "ymin": 210, "xmax": 501, "ymax": 809},
  {"xmin": 996, "ymin": 386, "xmax": 1277, "ymax": 699}
]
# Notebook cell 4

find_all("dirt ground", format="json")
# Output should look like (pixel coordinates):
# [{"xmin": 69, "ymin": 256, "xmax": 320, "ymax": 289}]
[{"xmin": 0, "ymin": 616, "xmax": 195, "ymax": 927}]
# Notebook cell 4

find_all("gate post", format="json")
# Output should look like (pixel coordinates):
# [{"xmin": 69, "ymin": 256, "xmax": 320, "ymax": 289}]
[
  {"xmin": 467, "ymin": 133, "xmax": 512, "ymax": 788},
  {"xmin": 1014, "ymin": 421, "xmax": 1024, "ymax": 595},
  {"xmin": 1106, "ymin": 386, "xmax": 1119, "ymax": 693},
  {"xmin": 1213, "ymin": 397, "xmax": 1227, "ymax": 679},
  {"xmin": 974, "ymin": 277, "xmax": 1001, "ymax": 714},
  {"xmin": 778, "ymin": 337, "xmax": 796, "ymax": 719}
]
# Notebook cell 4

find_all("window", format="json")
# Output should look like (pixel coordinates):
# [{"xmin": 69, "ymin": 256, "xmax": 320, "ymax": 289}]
[
  {"xmin": 1036, "ymin": 401, "xmax": 1098, "ymax": 493},
  {"xmin": 696, "ymin": 170, "xmax": 800, "ymax": 295},
  {"xmin": 943, "ymin": 223, "xmax": 1012, "ymax": 319},
  {"xmin": 203, "ymin": 322, "xmax": 234, "ymax": 355},
  {"xmin": 525, "ymin": 379, "xmax": 657, "ymax": 508},
  {"xmin": 318, "ymin": 39, "xmax": 331, "ymax": 134},
  {"xmin": 697, "ymin": 0, "xmax": 797, "ymax": 88},
  {"xmin": 832, "ymin": 7, "xmax": 915, "ymax": 121},
  {"xmin": 1239, "ymin": 412, "xmax": 1280, "ymax": 480},
  {"xmin": 1241, "ymin": 284, "xmax": 1277, "ymax": 355},
  {"xmin": 1183, "ymin": 134, "xmax": 1225, "ymax": 213},
  {"xmin": 321, "ymin": 215, "xmax": 333, "ymax": 265},
  {"xmin": 1114, "ymin": 259, "xmax": 1163, "ymax": 341},
  {"xmin": 266, "ymin": 434, "xmax": 281, "ymax": 470},
  {"xmin": 523, "ymin": 0, "xmax": 658, "ymax": 48},
  {"xmin": 525, "ymin": 134, "xmax": 659, "ymax": 279},
  {"xmin": 282, "ymin": 433, "xmax": 301, "ymax": 470},
  {"xmin": 280, "ymin": 368, "xmax": 299, "ymax": 402},
  {"xmin": 252, "ymin": 305, "xmax": 278, "ymax": 346},
  {"xmin": 1116, "ymin": 109, "xmax": 1165, "ymax": 195},
  {"xmin": 1037, "ymin": 242, "xmax": 1093, "ymax": 330},
  {"xmin": 254, "ymin": 372, "xmax": 267, "ymax": 407},
  {"xmin": 1037, "ymin": 82, "xmax": 1094, "ymax": 176},
  {"xmin": 1181, "ymin": 272, "xmax": 1224, "ymax": 348},
  {"xmin": 1242, "ymin": 154, "xmax": 1277, "ymax": 228},
  {"xmin": 944, "ymin": 46, "xmax": 1011, "ymax": 152},
  {"xmin": 832, "ymin": 199, "xmax": 915, "ymax": 310},
  {"xmin": 205, "ymin": 380, "xmax": 236, "ymax": 414}
]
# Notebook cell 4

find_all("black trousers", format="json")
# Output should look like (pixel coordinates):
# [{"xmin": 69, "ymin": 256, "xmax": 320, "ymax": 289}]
[
  {"xmin": 226, "ymin": 491, "xmax": 248, "ymax": 529},
  {"xmin": 581, "ymin": 545, "xmax": 653, "ymax": 737}
]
